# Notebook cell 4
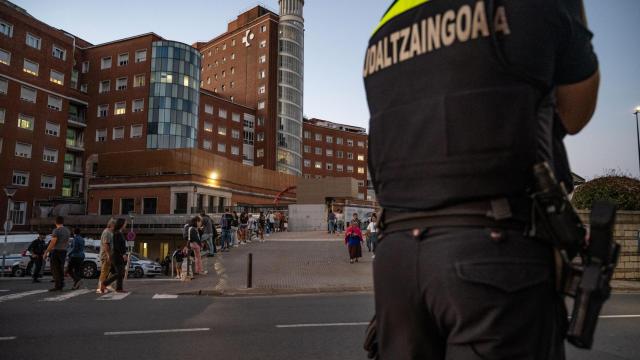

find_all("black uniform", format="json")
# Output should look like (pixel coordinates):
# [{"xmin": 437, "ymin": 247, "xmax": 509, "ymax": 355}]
[
  {"xmin": 363, "ymin": 0, "xmax": 597, "ymax": 359},
  {"xmin": 27, "ymin": 237, "xmax": 46, "ymax": 281}
]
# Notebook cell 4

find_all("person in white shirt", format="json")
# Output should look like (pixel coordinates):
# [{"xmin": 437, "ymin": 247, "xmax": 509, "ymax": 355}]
[{"xmin": 366, "ymin": 214, "xmax": 378, "ymax": 258}]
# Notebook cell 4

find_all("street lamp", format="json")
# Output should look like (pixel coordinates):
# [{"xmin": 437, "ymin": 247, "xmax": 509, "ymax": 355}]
[
  {"xmin": 2, "ymin": 187, "xmax": 17, "ymax": 277},
  {"xmin": 634, "ymin": 106, "xmax": 640, "ymax": 177}
]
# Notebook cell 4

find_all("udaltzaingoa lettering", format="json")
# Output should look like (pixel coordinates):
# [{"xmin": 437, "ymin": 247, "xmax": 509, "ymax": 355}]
[{"xmin": 363, "ymin": 1, "xmax": 511, "ymax": 78}]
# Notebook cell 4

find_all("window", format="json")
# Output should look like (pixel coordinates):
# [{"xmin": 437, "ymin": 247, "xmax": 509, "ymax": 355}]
[
  {"xmin": 118, "ymin": 53, "xmax": 129, "ymax": 66},
  {"xmin": 143, "ymin": 198, "xmax": 157, "ymax": 214},
  {"xmin": 231, "ymin": 146, "xmax": 240, "ymax": 155},
  {"xmin": 315, "ymin": 133, "xmax": 322, "ymax": 141},
  {"xmin": 258, "ymin": 85, "xmax": 266, "ymax": 94},
  {"xmin": 99, "ymin": 80, "xmax": 110, "ymax": 93},
  {"xmin": 258, "ymin": 55, "xmax": 266, "ymax": 64},
  {"xmin": 26, "ymin": 33, "xmax": 41, "ymax": 49},
  {"xmin": 304, "ymin": 145, "xmax": 310, "ymax": 153},
  {"xmin": 221, "ymin": 85, "xmax": 225, "ymax": 92},
  {"xmin": 357, "ymin": 154, "xmax": 365, "ymax": 161},
  {"xmin": 121, "ymin": 198, "xmax": 134, "ymax": 215},
  {"xmin": 50, "ymin": 70, "xmax": 64, "ymax": 85},
  {"xmin": 0, "ymin": 107, "xmax": 4, "ymax": 123},
  {"xmin": 52, "ymin": 45, "xmax": 66, "ymax": 60},
  {"xmin": 358, "ymin": 167, "xmax": 365, "ymax": 174},
  {"xmin": 47, "ymin": 95, "xmax": 62, "ymax": 111},
  {"xmin": 12, "ymin": 171, "xmax": 29, "ymax": 186},
  {"xmin": 15, "ymin": 142, "xmax": 32, "ymax": 158},
  {"xmin": 0, "ymin": 78, "xmax": 7, "ymax": 94},
  {"xmin": 217, "ymin": 143, "xmax": 226, "ymax": 153},
  {"xmin": 112, "ymin": 126, "xmax": 124, "ymax": 140},
  {"xmin": 326, "ymin": 163, "xmax": 334, "ymax": 171},
  {"xmin": 258, "ymin": 69, "xmax": 266, "ymax": 79},
  {"xmin": 10, "ymin": 201, "xmax": 26, "ymax": 225},
  {"xmin": 303, "ymin": 131, "xmax": 311, "ymax": 139},
  {"xmin": 337, "ymin": 164, "xmax": 344, "ymax": 172},
  {"xmin": 132, "ymin": 99, "xmax": 144, "ymax": 112},
  {"xmin": 347, "ymin": 152, "xmax": 354, "ymax": 160},
  {"xmin": 257, "ymin": 117, "xmax": 264, "ymax": 127},
  {"xmin": 304, "ymin": 159, "xmax": 311, "ymax": 167},
  {"xmin": 134, "ymin": 74, "xmax": 145, "ymax": 87},
  {"xmin": 315, "ymin": 147, "xmax": 322, "ymax": 155},
  {"xmin": 135, "ymin": 49, "xmax": 147, "ymax": 62},
  {"xmin": 43, "ymin": 148, "xmax": 58, "ymax": 163},
  {"xmin": 218, "ymin": 127, "xmax": 227, "ymax": 136},
  {"xmin": 337, "ymin": 151, "xmax": 344, "ymax": 158},
  {"xmin": 41, "ymin": 175, "xmax": 56, "ymax": 189},
  {"xmin": 347, "ymin": 139, "xmax": 354, "ymax": 146},
  {"xmin": 222, "ymin": 43, "xmax": 227, "ymax": 50},
  {"xmin": 231, "ymin": 39, "xmax": 236, "ymax": 46},
  {"xmin": 131, "ymin": 124, "xmax": 143, "ymax": 138},
  {"xmin": 232, "ymin": 113, "xmax": 241, "ymax": 122},
  {"xmin": 101, "ymin": 57, "xmax": 112, "ymax": 69},
  {"xmin": 257, "ymin": 132, "xmax": 264, "ymax": 141},
  {"xmin": 0, "ymin": 20, "xmax": 13, "ymax": 37},
  {"xmin": 98, "ymin": 104, "xmax": 109, "ymax": 118},
  {"xmin": 218, "ymin": 109, "xmax": 227, "ymax": 119},
  {"xmin": 81, "ymin": 61, "xmax": 89, "ymax": 73},
  {"xmin": 230, "ymin": 129, "xmax": 240, "ymax": 139},
  {"xmin": 326, "ymin": 136, "xmax": 333, "ymax": 143},
  {"xmin": 315, "ymin": 161, "xmax": 322, "ymax": 169},
  {"xmin": 261, "ymin": 25, "xmax": 267, "ymax": 32},
  {"xmin": 336, "ymin": 137, "xmax": 343, "ymax": 145},
  {"xmin": 326, "ymin": 149, "xmax": 333, "ymax": 157},
  {"xmin": 222, "ymin": 70, "xmax": 226, "ymax": 78},
  {"xmin": 100, "ymin": 199, "xmax": 113, "ymax": 215},
  {"xmin": 257, "ymin": 101, "xmax": 265, "ymax": 110},
  {"xmin": 23, "ymin": 59, "xmax": 38, "ymax": 76},
  {"xmin": 114, "ymin": 102, "xmax": 126, "ymax": 115},
  {"xmin": 45, "ymin": 121, "xmax": 60, "ymax": 137},
  {"xmin": 347, "ymin": 166, "xmax": 354, "ymax": 173},
  {"xmin": 203, "ymin": 139, "xmax": 212, "ymax": 150},
  {"xmin": 0, "ymin": 48, "xmax": 10, "ymax": 65},
  {"xmin": 231, "ymin": 53, "xmax": 236, "ymax": 60},
  {"xmin": 205, "ymin": 104, "xmax": 214, "ymax": 114},
  {"xmin": 80, "ymin": 83, "xmax": 88, "ymax": 93},
  {"xmin": 96, "ymin": 129, "xmax": 107, "ymax": 142},
  {"xmin": 18, "ymin": 114, "xmax": 34, "ymax": 130},
  {"xmin": 259, "ymin": 40, "xmax": 267, "ymax": 48},
  {"xmin": 204, "ymin": 122, "xmax": 213, "ymax": 132},
  {"xmin": 71, "ymin": 70, "xmax": 78, "ymax": 89},
  {"xmin": 257, "ymin": 149, "xmax": 264, "ymax": 158},
  {"xmin": 116, "ymin": 77, "xmax": 127, "ymax": 90}
]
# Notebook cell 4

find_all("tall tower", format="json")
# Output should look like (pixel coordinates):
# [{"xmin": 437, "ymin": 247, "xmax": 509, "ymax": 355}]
[{"xmin": 277, "ymin": 0, "xmax": 305, "ymax": 175}]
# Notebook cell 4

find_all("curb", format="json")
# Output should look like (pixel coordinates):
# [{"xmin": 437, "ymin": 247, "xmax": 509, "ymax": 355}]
[{"xmin": 178, "ymin": 286, "xmax": 374, "ymax": 297}]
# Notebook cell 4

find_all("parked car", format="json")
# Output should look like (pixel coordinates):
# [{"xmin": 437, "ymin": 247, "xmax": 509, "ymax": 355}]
[
  {"xmin": 0, "ymin": 254, "xmax": 23, "ymax": 276},
  {"xmin": 127, "ymin": 254, "xmax": 162, "ymax": 278},
  {"xmin": 14, "ymin": 250, "xmax": 102, "ymax": 279}
]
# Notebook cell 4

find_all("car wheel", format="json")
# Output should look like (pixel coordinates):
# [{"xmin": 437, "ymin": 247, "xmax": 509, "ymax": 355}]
[
  {"xmin": 13, "ymin": 266, "xmax": 25, "ymax": 277},
  {"xmin": 134, "ymin": 267, "xmax": 144, "ymax": 278},
  {"xmin": 82, "ymin": 262, "xmax": 98, "ymax": 279}
]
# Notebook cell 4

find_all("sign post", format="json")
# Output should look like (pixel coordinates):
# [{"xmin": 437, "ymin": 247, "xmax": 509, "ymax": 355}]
[
  {"xmin": 2, "ymin": 187, "xmax": 17, "ymax": 278},
  {"xmin": 124, "ymin": 213, "xmax": 135, "ymax": 282}
]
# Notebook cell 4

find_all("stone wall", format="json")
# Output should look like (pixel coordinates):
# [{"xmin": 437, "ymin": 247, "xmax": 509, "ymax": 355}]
[{"xmin": 578, "ymin": 210, "xmax": 640, "ymax": 280}]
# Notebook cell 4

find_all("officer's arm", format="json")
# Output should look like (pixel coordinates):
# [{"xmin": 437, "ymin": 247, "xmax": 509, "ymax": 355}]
[{"xmin": 556, "ymin": 70, "xmax": 600, "ymax": 135}]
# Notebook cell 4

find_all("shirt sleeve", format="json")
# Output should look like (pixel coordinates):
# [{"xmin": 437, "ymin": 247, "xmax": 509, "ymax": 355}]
[{"xmin": 554, "ymin": 0, "xmax": 598, "ymax": 84}]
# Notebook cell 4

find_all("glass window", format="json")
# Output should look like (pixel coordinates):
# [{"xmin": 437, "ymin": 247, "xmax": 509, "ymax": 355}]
[
  {"xmin": 336, "ymin": 137, "xmax": 343, "ymax": 145},
  {"xmin": 232, "ymin": 113, "xmax": 241, "ymax": 122},
  {"xmin": 23, "ymin": 59, "xmax": 38, "ymax": 76},
  {"xmin": 10, "ymin": 201, "xmax": 27, "ymax": 225},
  {"xmin": 303, "ymin": 131, "xmax": 310, "ymax": 139},
  {"xmin": 326, "ymin": 149, "xmax": 333, "ymax": 157},
  {"xmin": 132, "ymin": 99, "xmax": 144, "ymax": 112},
  {"xmin": 101, "ymin": 56, "xmax": 112, "ymax": 69},
  {"xmin": 15, "ymin": 142, "xmax": 32, "ymax": 158},
  {"xmin": 326, "ymin": 163, "xmax": 333, "ymax": 171},
  {"xmin": 114, "ymin": 102, "xmax": 126, "ymax": 115},
  {"xmin": 218, "ymin": 127, "xmax": 227, "ymax": 136},
  {"xmin": 96, "ymin": 129, "xmax": 107, "ymax": 142},
  {"xmin": 52, "ymin": 45, "xmax": 66, "ymax": 60},
  {"xmin": 204, "ymin": 122, "xmax": 213, "ymax": 132},
  {"xmin": 347, "ymin": 166, "xmax": 354, "ymax": 173},
  {"xmin": 118, "ymin": 53, "xmax": 129, "ymax": 66},
  {"xmin": 43, "ymin": 147, "xmax": 58, "ymax": 163},
  {"xmin": 231, "ymin": 146, "xmax": 240, "ymax": 155},
  {"xmin": 217, "ymin": 143, "xmax": 226, "ymax": 153},
  {"xmin": 50, "ymin": 70, "xmax": 64, "ymax": 85},
  {"xmin": 71, "ymin": 70, "xmax": 78, "ymax": 89},
  {"xmin": 258, "ymin": 69, "xmax": 266, "ymax": 79},
  {"xmin": 0, "ymin": 107, "xmax": 4, "ymax": 123},
  {"xmin": 358, "ymin": 141, "xmax": 365, "ymax": 148},
  {"xmin": 41, "ymin": 175, "xmax": 56, "ymax": 189},
  {"xmin": 258, "ymin": 85, "xmax": 266, "ymax": 94},
  {"xmin": 257, "ymin": 149, "xmax": 264, "ymax": 158},
  {"xmin": 258, "ymin": 55, "xmax": 266, "ymax": 64},
  {"xmin": 315, "ymin": 147, "xmax": 322, "ymax": 155},
  {"xmin": 358, "ymin": 167, "xmax": 365, "ymax": 174},
  {"xmin": 0, "ymin": 48, "xmax": 10, "ymax": 65},
  {"xmin": 337, "ymin": 164, "xmax": 344, "ymax": 172},
  {"xmin": 259, "ymin": 40, "xmax": 267, "ymax": 48},
  {"xmin": 326, "ymin": 136, "xmax": 333, "ymax": 143},
  {"xmin": 257, "ymin": 101, "xmax": 265, "ymax": 110},
  {"xmin": 257, "ymin": 132, "xmax": 264, "ymax": 141},
  {"xmin": 303, "ymin": 145, "xmax": 310, "ymax": 153},
  {"xmin": 80, "ymin": 84, "xmax": 88, "ymax": 93},
  {"xmin": 347, "ymin": 139, "xmax": 354, "ymax": 146},
  {"xmin": 45, "ymin": 121, "xmax": 60, "ymax": 137},
  {"xmin": 100, "ymin": 199, "xmax": 113, "ymax": 215},
  {"xmin": 99, "ymin": 80, "xmax": 110, "ymax": 93},
  {"xmin": 98, "ymin": 104, "xmax": 109, "ymax": 118},
  {"xmin": 135, "ymin": 49, "xmax": 147, "ymax": 62},
  {"xmin": 26, "ymin": 33, "xmax": 41, "ymax": 49},
  {"xmin": 203, "ymin": 139, "xmax": 212, "ymax": 150},
  {"xmin": 315, "ymin": 133, "xmax": 322, "ymax": 141},
  {"xmin": 231, "ymin": 129, "xmax": 240, "ymax": 139},
  {"xmin": 304, "ymin": 160, "xmax": 310, "ymax": 167},
  {"xmin": 81, "ymin": 61, "xmax": 89, "ymax": 73},
  {"xmin": 116, "ymin": 77, "xmax": 127, "ymax": 90},
  {"xmin": 205, "ymin": 104, "xmax": 214, "ymax": 114},
  {"xmin": 218, "ymin": 109, "xmax": 227, "ymax": 119},
  {"xmin": 130, "ymin": 124, "xmax": 143, "ymax": 138},
  {"xmin": 347, "ymin": 152, "xmax": 354, "ymax": 160},
  {"xmin": 47, "ymin": 95, "xmax": 62, "ymax": 111},
  {"xmin": 0, "ymin": 78, "xmax": 7, "ymax": 94},
  {"xmin": 315, "ymin": 161, "xmax": 322, "ymax": 169},
  {"xmin": 12, "ymin": 171, "xmax": 29, "ymax": 186},
  {"xmin": 112, "ymin": 127, "xmax": 124, "ymax": 140},
  {"xmin": 134, "ymin": 74, "xmax": 145, "ymax": 87},
  {"xmin": 261, "ymin": 25, "xmax": 267, "ymax": 32},
  {"xmin": 0, "ymin": 20, "xmax": 13, "ymax": 37},
  {"xmin": 18, "ymin": 114, "xmax": 34, "ymax": 130},
  {"xmin": 357, "ymin": 154, "xmax": 365, "ymax": 161},
  {"xmin": 337, "ymin": 151, "xmax": 344, "ymax": 158}
]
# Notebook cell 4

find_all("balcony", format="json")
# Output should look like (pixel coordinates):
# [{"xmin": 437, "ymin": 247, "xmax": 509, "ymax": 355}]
[
  {"xmin": 66, "ymin": 138, "xmax": 85, "ymax": 152},
  {"xmin": 64, "ymin": 163, "xmax": 84, "ymax": 176},
  {"xmin": 68, "ymin": 114, "xmax": 87, "ymax": 127}
]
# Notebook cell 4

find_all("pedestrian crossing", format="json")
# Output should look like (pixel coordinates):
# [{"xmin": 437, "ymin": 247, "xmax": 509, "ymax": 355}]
[{"xmin": 0, "ymin": 289, "xmax": 183, "ymax": 303}]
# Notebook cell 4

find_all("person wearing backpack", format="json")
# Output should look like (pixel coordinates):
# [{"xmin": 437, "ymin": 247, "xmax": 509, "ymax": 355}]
[
  {"xmin": 27, "ymin": 233, "xmax": 47, "ymax": 283},
  {"xmin": 344, "ymin": 220, "xmax": 364, "ymax": 264},
  {"xmin": 172, "ymin": 246, "xmax": 185, "ymax": 279}
]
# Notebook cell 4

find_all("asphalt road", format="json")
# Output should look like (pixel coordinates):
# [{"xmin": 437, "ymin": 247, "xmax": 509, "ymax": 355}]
[{"xmin": 0, "ymin": 281, "xmax": 639, "ymax": 360}]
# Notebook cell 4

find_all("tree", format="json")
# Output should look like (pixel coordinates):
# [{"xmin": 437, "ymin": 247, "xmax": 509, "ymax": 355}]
[{"xmin": 572, "ymin": 175, "xmax": 640, "ymax": 210}]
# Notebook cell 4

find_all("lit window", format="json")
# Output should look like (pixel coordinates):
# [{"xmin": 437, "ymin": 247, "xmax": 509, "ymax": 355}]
[
  {"xmin": 81, "ymin": 61, "xmax": 89, "ymax": 73},
  {"xmin": 204, "ymin": 122, "xmax": 213, "ymax": 132},
  {"xmin": 23, "ymin": 59, "xmax": 38, "ymax": 76},
  {"xmin": 205, "ymin": 104, "xmax": 214, "ymax": 114},
  {"xmin": 101, "ymin": 57, "xmax": 112, "ymax": 70},
  {"xmin": 357, "ymin": 154, "xmax": 365, "ymax": 161},
  {"xmin": 315, "ymin": 161, "xmax": 322, "ymax": 169},
  {"xmin": 20, "ymin": 86, "xmax": 36, "ymax": 102},
  {"xmin": 114, "ymin": 102, "xmax": 126, "ymax": 115},
  {"xmin": 98, "ymin": 104, "xmax": 109, "ymax": 118},
  {"xmin": 45, "ymin": 121, "xmax": 60, "ymax": 137},
  {"xmin": 183, "ymin": 76, "xmax": 190, "ymax": 87},
  {"xmin": 50, "ymin": 70, "xmax": 64, "ymax": 85},
  {"xmin": 160, "ymin": 72, "xmax": 173, "ymax": 83},
  {"xmin": 116, "ymin": 77, "xmax": 127, "ymax": 90},
  {"xmin": 304, "ymin": 160, "xmax": 310, "ymax": 167},
  {"xmin": 26, "ymin": 33, "xmax": 41, "ymax": 49},
  {"xmin": 134, "ymin": 74, "xmax": 145, "ymax": 87},
  {"xmin": 231, "ymin": 146, "xmax": 240, "ymax": 155},
  {"xmin": 358, "ymin": 167, "xmax": 365, "ymax": 174},
  {"xmin": 15, "ymin": 142, "xmax": 32, "ymax": 158},
  {"xmin": 135, "ymin": 49, "xmax": 147, "ymax": 62},
  {"xmin": 41, "ymin": 175, "xmax": 56, "ymax": 189},
  {"xmin": 0, "ymin": 20, "xmax": 13, "ymax": 37},
  {"xmin": 12, "ymin": 171, "xmax": 29, "ymax": 186},
  {"xmin": 113, "ymin": 127, "xmax": 124, "ymax": 140},
  {"xmin": 47, "ymin": 95, "xmax": 62, "ymax": 111},
  {"xmin": 18, "ymin": 114, "xmax": 34, "ymax": 130},
  {"xmin": 203, "ymin": 139, "xmax": 212, "ymax": 150},
  {"xmin": 99, "ymin": 80, "xmax": 110, "ymax": 93},
  {"xmin": 96, "ymin": 129, "xmax": 107, "ymax": 142},
  {"xmin": 132, "ymin": 99, "xmax": 144, "ymax": 112},
  {"xmin": 219, "ymin": 109, "xmax": 227, "ymax": 119},
  {"xmin": 43, "ymin": 147, "xmax": 58, "ymax": 163},
  {"xmin": 218, "ymin": 127, "xmax": 227, "ymax": 136},
  {"xmin": 0, "ymin": 48, "xmax": 10, "ymax": 65},
  {"xmin": 118, "ymin": 53, "xmax": 129, "ymax": 66},
  {"xmin": 217, "ymin": 143, "xmax": 226, "ymax": 153},
  {"xmin": 52, "ymin": 45, "xmax": 66, "ymax": 60}
]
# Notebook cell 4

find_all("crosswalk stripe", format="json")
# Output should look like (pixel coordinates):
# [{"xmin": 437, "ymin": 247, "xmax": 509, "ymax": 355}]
[
  {"xmin": 0, "ymin": 289, "xmax": 48, "ymax": 303},
  {"xmin": 97, "ymin": 291, "xmax": 131, "ymax": 301},
  {"xmin": 41, "ymin": 289, "xmax": 92, "ymax": 302},
  {"xmin": 152, "ymin": 294, "xmax": 178, "ymax": 299}
]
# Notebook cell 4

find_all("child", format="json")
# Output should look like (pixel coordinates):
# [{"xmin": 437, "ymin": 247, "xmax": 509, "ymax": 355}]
[
  {"xmin": 345, "ymin": 220, "xmax": 364, "ymax": 264},
  {"xmin": 172, "ymin": 247, "xmax": 184, "ymax": 279}
]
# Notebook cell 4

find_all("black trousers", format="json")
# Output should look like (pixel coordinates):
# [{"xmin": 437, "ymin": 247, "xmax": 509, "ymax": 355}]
[
  {"xmin": 67, "ymin": 257, "xmax": 84, "ymax": 283},
  {"xmin": 31, "ymin": 256, "xmax": 43, "ymax": 280},
  {"xmin": 373, "ymin": 227, "xmax": 566, "ymax": 360},
  {"xmin": 50, "ymin": 250, "xmax": 67, "ymax": 289},
  {"xmin": 103, "ymin": 254, "xmax": 125, "ymax": 290}
]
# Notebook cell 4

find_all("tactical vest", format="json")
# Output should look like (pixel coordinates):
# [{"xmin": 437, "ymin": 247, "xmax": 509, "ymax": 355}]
[{"xmin": 364, "ymin": 0, "xmax": 569, "ymax": 211}]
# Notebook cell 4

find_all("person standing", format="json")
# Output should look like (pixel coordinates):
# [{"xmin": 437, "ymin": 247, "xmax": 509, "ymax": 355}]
[
  {"xmin": 364, "ymin": 1, "xmax": 600, "ymax": 358},
  {"xmin": 231, "ymin": 211, "xmax": 239, "ymax": 247},
  {"xmin": 335, "ymin": 209, "xmax": 345, "ymax": 234},
  {"xmin": 67, "ymin": 228, "xmax": 85, "ymax": 290},
  {"xmin": 100, "ymin": 218, "xmax": 127, "ymax": 293},
  {"xmin": 200, "ymin": 212, "xmax": 215, "ymax": 256},
  {"xmin": 220, "ymin": 209, "xmax": 234, "ymax": 251},
  {"xmin": 344, "ymin": 220, "xmax": 364, "ymax": 264},
  {"xmin": 187, "ymin": 216, "xmax": 203, "ymax": 275},
  {"xmin": 366, "ymin": 214, "xmax": 378, "ymax": 259},
  {"xmin": 327, "ymin": 210, "xmax": 336, "ymax": 234},
  {"xmin": 43, "ymin": 216, "xmax": 71, "ymax": 292},
  {"xmin": 258, "ymin": 211, "xmax": 266, "ymax": 242},
  {"xmin": 172, "ymin": 246, "xmax": 184, "ymax": 279},
  {"xmin": 267, "ymin": 211, "xmax": 275, "ymax": 234},
  {"xmin": 239, "ymin": 211, "xmax": 249, "ymax": 244},
  {"xmin": 27, "ymin": 233, "xmax": 46, "ymax": 283},
  {"xmin": 97, "ymin": 219, "xmax": 115, "ymax": 293}
]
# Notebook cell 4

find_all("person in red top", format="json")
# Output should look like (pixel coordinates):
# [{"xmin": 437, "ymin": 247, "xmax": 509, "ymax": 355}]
[{"xmin": 344, "ymin": 220, "xmax": 364, "ymax": 264}]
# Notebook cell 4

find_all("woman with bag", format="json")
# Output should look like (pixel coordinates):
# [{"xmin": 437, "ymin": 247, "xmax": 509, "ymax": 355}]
[
  {"xmin": 344, "ymin": 220, "xmax": 364, "ymax": 264},
  {"xmin": 100, "ymin": 218, "xmax": 127, "ymax": 293},
  {"xmin": 187, "ymin": 216, "xmax": 203, "ymax": 275}
]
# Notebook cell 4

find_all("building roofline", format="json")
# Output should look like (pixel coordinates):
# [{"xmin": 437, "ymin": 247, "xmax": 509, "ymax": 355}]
[
  {"xmin": 77, "ymin": 32, "xmax": 167, "ymax": 50},
  {"xmin": 199, "ymin": 89, "xmax": 256, "ymax": 111},
  {"xmin": 304, "ymin": 118, "xmax": 368, "ymax": 135},
  {"xmin": 194, "ymin": 7, "xmax": 279, "ymax": 51}
]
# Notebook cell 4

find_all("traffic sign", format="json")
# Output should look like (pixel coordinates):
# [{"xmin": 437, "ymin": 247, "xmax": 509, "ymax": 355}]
[
  {"xmin": 127, "ymin": 231, "xmax": 136, "ymax": 241},
  {"xmin": 3, "ymin": 220, "xmax": 13, "ymax": 233}
]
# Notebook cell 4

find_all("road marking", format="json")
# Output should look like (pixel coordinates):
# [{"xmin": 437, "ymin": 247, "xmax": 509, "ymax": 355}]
[
  {"xmin": 152, "ymin": 294, "xmax": 178, "ymax": 299},
  {"xmin": 42, "ymin": 289, "xmax": 92, "ymax": 302},
  {"xmin": 0, "ymin": 289, "xmax": 48, "ymax": 303},
  {"xmin": 276, "ymin": 322, "xmax": 370, "ymax": 328},
  {"xmin": 104, "ymin": 328, "xmax": 210, "ymax": 336},
  {"xmin": 0, "ymin": 289, "xmax": 10, "ymax": 292},
  {"xmin": 0, "ymin": 336, "xmax": 17, "ymax": 341},
  {"xmin": 97, "ymin": 291, "xmax": 131, "ymax": 301},
  {"xmin": 600, "ymin": 315, "xmax": 640, "ymax": 319}
]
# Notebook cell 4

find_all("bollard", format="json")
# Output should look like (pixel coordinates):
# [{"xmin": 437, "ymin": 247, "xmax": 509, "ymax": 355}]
[{"xmin": 247, "ymin": 253, "xmax": 253, "ymax": 288}]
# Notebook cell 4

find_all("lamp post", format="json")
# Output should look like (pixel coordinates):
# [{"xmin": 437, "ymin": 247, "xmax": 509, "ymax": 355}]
[
  {"xmin": 634, "ymin": 106, "xmax": 640, "ymax": 177},
  {"xmin": 2, "ymin": 187, "xmax": 17, "ymax": 278}
]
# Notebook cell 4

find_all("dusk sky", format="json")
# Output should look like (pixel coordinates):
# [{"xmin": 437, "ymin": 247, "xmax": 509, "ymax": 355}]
[{"xmin": 13, "ymin": 0, "xmax": 640, "ymax": 179}]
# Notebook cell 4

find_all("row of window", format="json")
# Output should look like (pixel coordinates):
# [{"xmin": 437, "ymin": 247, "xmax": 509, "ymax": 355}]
[
  {"xmin": 0, "ymin": 20, "xmax": 67, "ymax": 60},
  {"xmin": 204, "ymin": 25, "xmax": 268, "ymax": 57},
  {"xmin": 97, "ymin": 100, "xmax": 144, "ymax": 117},
  {"xmin": 202, "ymin": 140, "xmax": 241, "ymax": 155},
  {"xmin": 0, "ymin": 51, "xmax": 67, "ymax": 86},
  {"xmin": 12, "ymin": 141, "xmax": 59, "ymax": 163},
  {"xmin": 99, "ymin": 198, "xmax": 158, "ymax": 216},
  {"xmin": 303, "ymin": 160, "xmax": 366, "ymax": 174},
  {"xmin": 90, "ymin": 50, "xmax": 147, "ymax": 72},
  {"xmin": 98, "ymin": 74, "xmax": 145, "ymax": 93},
  {"xmin": 302, "ymin": 145, "xmax": 366, "ymax": 161},
  {"xmin": 304, "ymin": 131, "xmax": 366, "ymax": 147},
  {"xmin": 95, "ymin": 125, "xmax": 144, "ymax": 142},
  {"xmin": 11, "ymin": 171, "xmax": 56, "ymax": 189}
]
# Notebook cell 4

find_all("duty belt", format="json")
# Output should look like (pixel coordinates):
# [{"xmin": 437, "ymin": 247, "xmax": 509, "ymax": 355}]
[{"xmin": 379, "ymin": 198, "xmax": 529, "ymax": 236}]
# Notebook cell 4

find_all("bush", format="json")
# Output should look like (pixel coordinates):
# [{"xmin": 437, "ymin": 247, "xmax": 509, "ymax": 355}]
[{"xmin": 572, "ymin": 176, "xmax": 640, "ymax": 210}]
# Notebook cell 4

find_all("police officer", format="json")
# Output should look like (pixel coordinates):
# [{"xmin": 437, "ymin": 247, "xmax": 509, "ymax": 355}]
[
  {"xmin": 27, "ymin": 233, "xmax": 46, "ymax": 283},
  {"xmin": 363, "ymin": 0, "xmax": 599, "ymax": 359}
]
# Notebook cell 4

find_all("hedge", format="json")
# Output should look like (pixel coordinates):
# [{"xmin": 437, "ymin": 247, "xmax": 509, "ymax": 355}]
[{"xmin": 572, "ymin": 176, "xmax": 640, "ymax": 210}]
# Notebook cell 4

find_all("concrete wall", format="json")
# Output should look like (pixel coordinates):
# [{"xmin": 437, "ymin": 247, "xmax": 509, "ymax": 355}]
[
  {"xmin": 297, "ymin": 177, "xmax": 358, "ymax": 204},
  {"xmin": 288, "ymin": 204, "xmax": 327, "ymax": 231}
]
